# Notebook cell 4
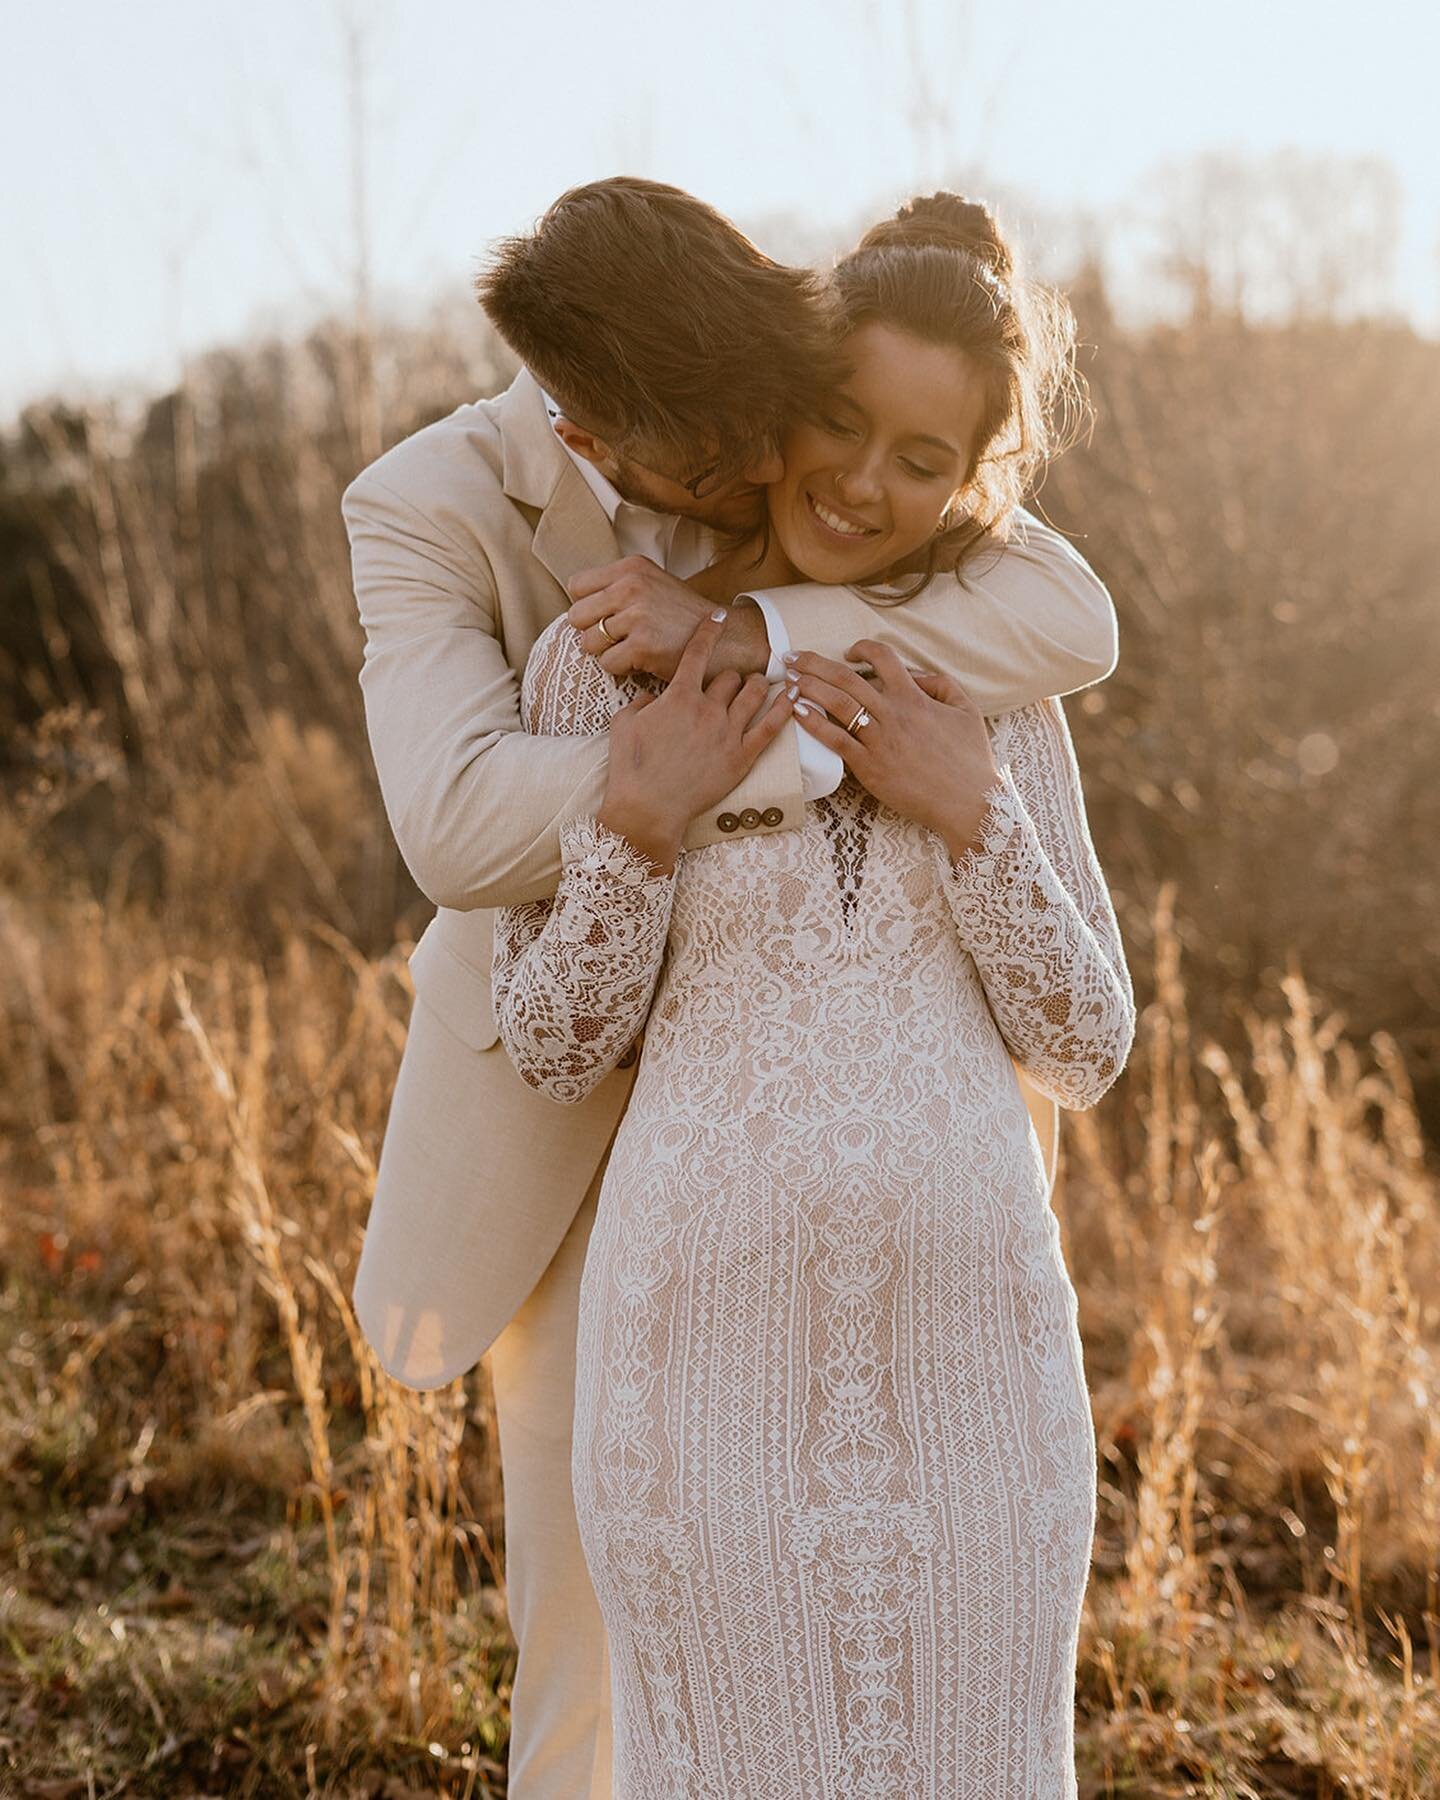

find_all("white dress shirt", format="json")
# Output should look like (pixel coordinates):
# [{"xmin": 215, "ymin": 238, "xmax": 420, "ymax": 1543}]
[{"xmin": 541, "ymin": 389, "xmax": 844, "ymax": 801}]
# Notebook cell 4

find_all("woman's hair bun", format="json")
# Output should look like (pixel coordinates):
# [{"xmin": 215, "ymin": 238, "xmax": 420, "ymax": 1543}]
[{"xmin": 855, "ymin": 192, "xmax": 1014, "ymax": 282}]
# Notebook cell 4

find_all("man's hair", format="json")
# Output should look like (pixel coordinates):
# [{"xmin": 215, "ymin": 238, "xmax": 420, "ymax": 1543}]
[{"xmin": 476, "ymin": 177, "xmax": 850, "ymax": 485}]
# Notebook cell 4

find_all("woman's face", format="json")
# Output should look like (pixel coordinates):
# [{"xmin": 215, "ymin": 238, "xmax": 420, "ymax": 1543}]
[{"xmin": 768, "ymin": 321, "xmax": 988, "ymax": 585}]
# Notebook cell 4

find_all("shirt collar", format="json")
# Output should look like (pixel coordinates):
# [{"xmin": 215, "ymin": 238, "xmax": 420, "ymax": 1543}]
[{"xmin": 538, "ymin": 382, "xmax": 633, "ymax": 523}]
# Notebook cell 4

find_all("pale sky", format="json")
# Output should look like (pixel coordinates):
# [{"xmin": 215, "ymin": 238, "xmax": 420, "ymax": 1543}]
[{"xmin": 6, "ymin": 0, "xmax": 1438, "ymax": 420}]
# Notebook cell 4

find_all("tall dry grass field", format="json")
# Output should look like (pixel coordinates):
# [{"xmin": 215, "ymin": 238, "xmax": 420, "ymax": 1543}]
[{"xmin": 2, "ymin": 298, "xmax": 1437, "ymax": 1796}]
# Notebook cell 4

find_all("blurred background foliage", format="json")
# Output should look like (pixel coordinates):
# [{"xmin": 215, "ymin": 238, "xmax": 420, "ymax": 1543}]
[{"xmin": 4, "ymin": 191, "xmax": 1435, "ymax": 1131}]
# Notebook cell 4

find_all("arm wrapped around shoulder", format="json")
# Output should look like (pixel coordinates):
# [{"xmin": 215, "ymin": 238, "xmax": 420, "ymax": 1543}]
[
  {"xmin": 342, "ymin": 470, "xmax": 611, "ymax": 910},
  {"xmin": 747, "ymin": 507, "xmax": 1118, "ymax": 716}
]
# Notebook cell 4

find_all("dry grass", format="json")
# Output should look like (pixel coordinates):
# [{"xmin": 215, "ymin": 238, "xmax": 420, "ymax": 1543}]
[
  {"xmin": 5, "ymin": 792, "xmax": 1437, "ymax": 1796},
  {"xmin": 1060, "ymin": 886, "xmax": 1440, "ymax": 1795},
  {"xmin": 2, "ymin": 302, "xmax": 1437, "ymax": 1795},
  {"xmin": 1, "ymin": 870, "xmax": 511, "ymax": 1794}
]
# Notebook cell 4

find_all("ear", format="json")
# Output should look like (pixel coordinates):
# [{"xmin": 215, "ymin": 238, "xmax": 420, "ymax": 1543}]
[{"xmin": 552, "ymin": 415, "xmax": 618, "ymax": 475}]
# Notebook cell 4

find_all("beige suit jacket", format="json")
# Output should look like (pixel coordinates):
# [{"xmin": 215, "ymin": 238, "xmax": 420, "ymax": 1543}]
[{"xmin": 344, "ymin": 369, "xmax": 1118, "ymax": 1389}]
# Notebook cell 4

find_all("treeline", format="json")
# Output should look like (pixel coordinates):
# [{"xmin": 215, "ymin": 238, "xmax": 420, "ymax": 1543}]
[{"xmin": 2, "ymin": 283, "xmax": 1436, "ymax": 1133}]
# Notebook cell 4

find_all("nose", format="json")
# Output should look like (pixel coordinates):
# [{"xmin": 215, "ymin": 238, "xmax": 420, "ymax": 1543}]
[
  {"xmin": 835, "ymin": 461, "xmax": 883, "ymax": 506},
  {"xmin": 741, "ymin": 446, "xmax": 786, "ymax": 486}
]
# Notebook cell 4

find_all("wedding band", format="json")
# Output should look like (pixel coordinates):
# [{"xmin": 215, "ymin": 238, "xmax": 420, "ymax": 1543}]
[
  {"xmin": 846, "ymin": 706, "xmax": 872, "ymax": 735},
  {"xmin": 596, "ymin": 614, "xmax": 617, "ymax": 644}
]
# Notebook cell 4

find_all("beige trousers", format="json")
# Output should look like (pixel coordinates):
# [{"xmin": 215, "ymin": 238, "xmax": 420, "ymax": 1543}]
[{"xmin": 485, "ymin": 1145, "xmax": 613, "ymax": 1800}]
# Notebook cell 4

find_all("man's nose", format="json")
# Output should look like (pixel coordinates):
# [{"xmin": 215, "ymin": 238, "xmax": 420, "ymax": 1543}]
[{"xmin": 741, "ymin": 446, "xmax": 786, "ymax": 486}]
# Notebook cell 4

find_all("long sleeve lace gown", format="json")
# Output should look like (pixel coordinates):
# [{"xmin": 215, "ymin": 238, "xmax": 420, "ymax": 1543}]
[{"xmin": 491, "ymin": 616, "xmax": 1136, "ymax": 1799}]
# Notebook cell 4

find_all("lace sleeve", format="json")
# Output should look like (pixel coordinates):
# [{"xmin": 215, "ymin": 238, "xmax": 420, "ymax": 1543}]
[
  {"xmin": 930, "ymin": 696, "xmax": 1135, "ymax": 1111},
  {"xmin": 491, "ymin": 619, "xmax": 677, "ymax": 1103}
]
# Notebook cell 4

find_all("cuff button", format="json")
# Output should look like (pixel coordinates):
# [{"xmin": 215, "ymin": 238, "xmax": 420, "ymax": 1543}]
[
  {"xmin": 761, "ymin": 806, "xmax": 783, "ymax": 826},
  {"xmin": 716, "ymin": 811, "xmax": 739, "ymax": 832},
  {"xmin": 739, "ymin": 808, "xmax": 762, "ymax": 829}
]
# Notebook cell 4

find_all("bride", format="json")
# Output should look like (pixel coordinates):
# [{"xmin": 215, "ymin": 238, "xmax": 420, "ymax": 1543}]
[{"xmin": 490, "ymin": 193, "xmax": 1135, "ymax": 1798}]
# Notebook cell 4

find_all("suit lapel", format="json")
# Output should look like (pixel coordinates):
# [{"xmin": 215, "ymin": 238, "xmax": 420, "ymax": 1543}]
[
  {"xmin": 497, "ymin": 368, "xmax": 623, "ymax": 598},
  {"xmin": 530, "ymin": 467, "xmax": 625, "ymax": 592}
]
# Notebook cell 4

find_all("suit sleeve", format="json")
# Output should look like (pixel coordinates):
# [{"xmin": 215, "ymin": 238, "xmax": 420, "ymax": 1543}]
[
  {"xmin": 344, "ymin": 469, "xmax": 613, "ymax": 911},
  {"xmin": 930, "ymin": 696, "xmax": 1135, "ymax": 1109},
  {"xmin": 344, "ymin": 467, "xmax": 807, "ymax": 909},
  {"xmin": 750, "ymin": 508, "xmax": 1118, "ymax": 716}
]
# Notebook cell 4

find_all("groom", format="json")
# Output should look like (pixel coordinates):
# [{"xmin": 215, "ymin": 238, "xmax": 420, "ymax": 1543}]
[{"xmin": 343, "ymin": 176, "xmax": 1117, "ymax": 1799}]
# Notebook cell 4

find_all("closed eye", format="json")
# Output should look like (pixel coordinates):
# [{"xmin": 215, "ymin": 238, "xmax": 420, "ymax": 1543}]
[
  {"xmin": 820, "ymin": 414, "xmax": 860, "ymax": 438},
  {"xmin": 901, "ymin": 458, "xmax": 940, "ymax": 480}
]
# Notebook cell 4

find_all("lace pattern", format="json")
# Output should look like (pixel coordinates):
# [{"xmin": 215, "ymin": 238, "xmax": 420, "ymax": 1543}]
[
  {"xmin": 932, "ymin": 699, "xmax": 1134, "ymax": 1110},
  {"xmin": 491, "ymin": 813, "xmax": 677, "ymax": 1103},
  {"xmin": 814, "ymin": 774, "xmax": 882, "ymax": 931},
  {"xmin": 491, "ymin": 615, "xmax": 1135, "ymax": 1797},
  {"xmin": 489, "ymin": 623, "xmax": 670, "ymax": 1102}
]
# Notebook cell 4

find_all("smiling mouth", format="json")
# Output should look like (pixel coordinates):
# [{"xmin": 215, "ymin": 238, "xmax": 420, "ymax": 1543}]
[{"xmin": 805, "ymin": 490, "xmax": 881, "ymax": 542}]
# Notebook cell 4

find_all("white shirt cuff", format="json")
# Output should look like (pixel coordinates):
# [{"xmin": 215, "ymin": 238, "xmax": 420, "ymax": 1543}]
[
  {"xmin": 747, "ymin": 590, "xmax": 791, "ymax": 682},
  {"xmin": 741, "ymin": 591, "xmax": 846, "ymax": 803}
]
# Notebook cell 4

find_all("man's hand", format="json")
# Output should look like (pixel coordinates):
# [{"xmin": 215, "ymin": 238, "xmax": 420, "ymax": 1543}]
[
  {"xmin": 567, "ymin": 555, "xmax": 770, "ymax": 682},
  {"xmin": 597, "ymin": 611, "xmax": 794, "ymax": 874}
]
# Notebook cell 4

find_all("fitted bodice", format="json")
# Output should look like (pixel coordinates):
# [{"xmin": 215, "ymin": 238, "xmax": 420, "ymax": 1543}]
[{"xmin": 635, "ymin": 768, "xmax": 1031, "ymax": 1147}]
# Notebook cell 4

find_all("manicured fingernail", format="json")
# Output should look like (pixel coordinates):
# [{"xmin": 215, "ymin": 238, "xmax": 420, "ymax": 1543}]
[
  {"xmin": 781, "ymin": 650, "xmax": 798, "ymax": 665},
  {"xmin": 710, "ymin": 608, "xmax": 727, "ymax": 621},
  {"xmin": 793, "ymin": 700, "xmax": 813, "ymax": 716},
  {"xmin": 785, "ymin": 682, "xmax": 799, "ymax": 699}
]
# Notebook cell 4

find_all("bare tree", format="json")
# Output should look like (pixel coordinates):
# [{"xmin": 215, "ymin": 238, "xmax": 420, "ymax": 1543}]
[
  {"xmin": 339, "ymin": 0, "xmax": 382, "ymax": 468},
  {"xmin": 1148, "ymin": 148, "xmax": 1403, "ymax": 326},
  {"xmin": 1263, "ymin": 148, "xmax": 1401, "ymax": 323}
]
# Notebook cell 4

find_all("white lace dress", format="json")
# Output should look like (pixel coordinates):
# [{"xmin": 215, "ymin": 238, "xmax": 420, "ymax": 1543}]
[{"xmin": 492, "ymin": 617, "xmax": 1135, "ymax": 1799}]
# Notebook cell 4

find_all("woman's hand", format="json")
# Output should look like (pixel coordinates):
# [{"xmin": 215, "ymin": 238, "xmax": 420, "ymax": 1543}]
[
  {"xmin": 783, "ymin": 638, "xmax": 1004, "ymax": 858},
  {"xmin": 598, "ymin": 610, "xmax": 794, "ymax": 873}
]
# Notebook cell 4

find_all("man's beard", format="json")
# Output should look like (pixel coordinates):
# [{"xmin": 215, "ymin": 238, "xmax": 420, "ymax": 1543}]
[
  {"xmin": 610, "ymin": 454, "xmax": 769, "ymax": 534},
  {"xmin": 606, "ymin": 456, "xmax": 679, "ymax": 512}
]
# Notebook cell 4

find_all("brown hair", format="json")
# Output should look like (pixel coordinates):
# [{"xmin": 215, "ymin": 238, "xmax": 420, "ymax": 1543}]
[
  {"xmin": 476, "ymin": 176, "xmax": 850, "ymax": 487},
  {"xmin": 831, "ymin": 192, "xmax": 1091, "ymax": 594}
]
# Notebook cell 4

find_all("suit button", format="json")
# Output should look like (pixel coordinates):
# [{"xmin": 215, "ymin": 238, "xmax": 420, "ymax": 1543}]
[
  {"xmin": 717, "ymin": 811, "xmax": 739, "ymax": 832},
  {"xmin": 739, "ymin": 807, "xmax": 762, "ymax": 829},
  {"xmin": 761, "ymin": 806, "xmax": 784, "ymax": 826}
]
